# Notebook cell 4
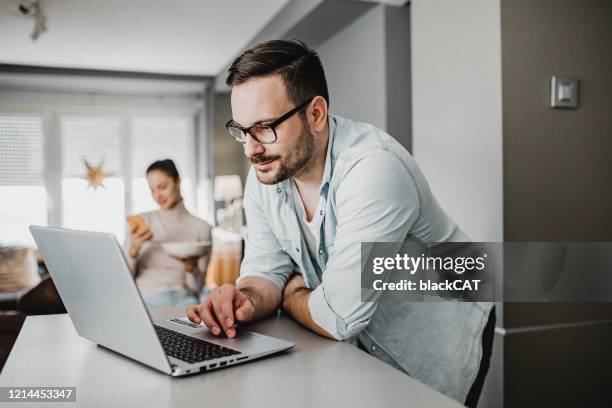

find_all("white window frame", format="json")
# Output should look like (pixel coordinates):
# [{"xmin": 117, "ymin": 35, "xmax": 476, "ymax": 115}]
[{"xmin": 0, "ymin": 76, "xmax": 213, "ymax": 238}]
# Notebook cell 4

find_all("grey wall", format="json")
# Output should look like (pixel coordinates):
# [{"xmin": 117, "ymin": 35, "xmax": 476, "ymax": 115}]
[
  {"xmin": 317, "ymin": 4, "xmax": 411, "ymax": 150},
  {"xmin": 211, "ymin": 92, "xmax": 250, "ymax": 182},
  {"xmin": 317, "ymin": 5, "xmax": 388, "ymax": 130},
  {"xmin": 500, "ymin": 0, "xmax": 612, "ymax": 406},
  {"xmin": 213, "ymin": 0, "xmax": 375, "ymax": 91},
  {"xmin": 502, "ymin": 0, "xmax": 612, "ymax": 242},
  {"xmin": 384, "ymin": 5, "xmax": 411, "ymax": 151},
  {"xmin": 411, "ymin": 0, "xmax": 504, "ymax": 243}
]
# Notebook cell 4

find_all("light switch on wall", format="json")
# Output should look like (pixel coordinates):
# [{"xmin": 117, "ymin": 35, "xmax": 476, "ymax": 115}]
[{"xmin": 550, "ymin": 76, "xmax": 578, "ymax": 108}]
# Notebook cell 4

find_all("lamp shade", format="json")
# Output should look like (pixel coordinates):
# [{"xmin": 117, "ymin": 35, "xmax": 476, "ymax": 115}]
[{"xmin": 214, "ymin": 175, "xmax": 243, "ymax": 202}]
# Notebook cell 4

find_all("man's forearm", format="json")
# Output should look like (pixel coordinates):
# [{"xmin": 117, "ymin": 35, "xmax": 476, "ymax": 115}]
[
  {"xmin": 237, "ymin": 276, "xmax": 282, "ymax": 321},
  {"xmin": 283, "ymin": 289, "xmax": 335, "ymax": 339}
]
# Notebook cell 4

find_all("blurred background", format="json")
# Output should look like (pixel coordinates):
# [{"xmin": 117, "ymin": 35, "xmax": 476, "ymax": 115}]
[{"xmin": 0, "ymin": 0, "xmax": 611, "ymax": 406}]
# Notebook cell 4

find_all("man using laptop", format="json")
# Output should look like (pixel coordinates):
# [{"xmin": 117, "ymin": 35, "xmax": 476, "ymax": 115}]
[{"xmin": 187, "ymin": 40, "xmax": 494, "ymax": 407}]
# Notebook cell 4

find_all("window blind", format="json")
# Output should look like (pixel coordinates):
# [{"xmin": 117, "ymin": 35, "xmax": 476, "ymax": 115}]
[
  {"xmin": 61, "ymin": 116, "xmax": 122, "ymax": 178},
  {"xmin": 130, "ymin": 116, "xmax": 193, "ymax": 179},
  {"xmin": 0, "ymin": 114, "xmax": 45, "ymax": 186}
]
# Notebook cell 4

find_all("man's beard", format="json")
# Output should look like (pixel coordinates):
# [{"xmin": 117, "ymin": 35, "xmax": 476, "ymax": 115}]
[{"xmin": 252, "ymin": 116, "xmax": 315, "ymax": 185}]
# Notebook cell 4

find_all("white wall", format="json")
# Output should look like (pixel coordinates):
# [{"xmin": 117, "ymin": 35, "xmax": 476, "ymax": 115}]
[
  {"xmin": 0, "ymin": 0, "xmax": 289, "ymax": 76},
  {"xmin": 317, "ymin": 6, "xmax": 387, "ymax": 130},
  {"xmin": 411, "ymin": 0, "xmax": 503, "ymax": 242}
]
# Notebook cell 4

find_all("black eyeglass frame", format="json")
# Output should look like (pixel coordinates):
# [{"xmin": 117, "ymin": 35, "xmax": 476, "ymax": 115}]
[{"xmin": 224, "ymin": 97, "xmax": 314, "ymax": 144}]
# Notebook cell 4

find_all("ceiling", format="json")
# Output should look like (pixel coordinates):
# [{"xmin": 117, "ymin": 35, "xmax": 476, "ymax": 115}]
[{"xmin": 0, "ymin": 0, "xmax": 290, "ymax": 77}]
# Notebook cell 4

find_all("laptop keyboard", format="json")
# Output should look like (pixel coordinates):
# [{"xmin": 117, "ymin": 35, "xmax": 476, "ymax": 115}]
[{"xmin": 154, "ymin": 325, "xmax": 241, "ymax": 364}]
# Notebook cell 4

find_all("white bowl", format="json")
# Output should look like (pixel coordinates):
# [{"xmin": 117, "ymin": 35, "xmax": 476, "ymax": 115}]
[{"xmin": 160, "ymin": 241, "xmax": 211, "ymax": 258}]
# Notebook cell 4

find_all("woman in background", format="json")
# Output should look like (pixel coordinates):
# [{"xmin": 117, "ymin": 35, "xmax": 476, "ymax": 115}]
[{"xmin": 123, "ymin": 159, "xmax": 211, "ymax": 308}]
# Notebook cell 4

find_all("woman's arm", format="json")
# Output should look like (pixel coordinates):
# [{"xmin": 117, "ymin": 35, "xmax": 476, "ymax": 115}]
[
  {"xmin": 122, "ymin": 222, "xmax": 152, "ymax": 277},
  {"xmin": 183, "ymin": 221, "xmax": 212, "ymax": 292}
]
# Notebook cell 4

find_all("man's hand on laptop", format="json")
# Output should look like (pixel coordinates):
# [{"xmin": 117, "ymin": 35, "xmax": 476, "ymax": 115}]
[
  {"xmin": 186, "ymin": 284, "xmax": 254, "ymax": 337},
  {"xmin": 186, "ymin": 277, "xmax": 282, "ymax": 338}
]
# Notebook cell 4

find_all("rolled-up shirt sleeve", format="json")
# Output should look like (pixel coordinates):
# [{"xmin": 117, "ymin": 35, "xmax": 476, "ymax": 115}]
[
  {"xmin": 308, "ymin": 150, "xmax": 421, "ymax": 340},
  {"xmin": 237, "ymin": 168, "xmax": 294, "ymax": 291}
]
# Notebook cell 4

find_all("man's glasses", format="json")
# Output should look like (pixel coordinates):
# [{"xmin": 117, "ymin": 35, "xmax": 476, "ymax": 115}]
[{"xmin": 225, "ymin": 98, "xmax": 313, "ymax": 144}]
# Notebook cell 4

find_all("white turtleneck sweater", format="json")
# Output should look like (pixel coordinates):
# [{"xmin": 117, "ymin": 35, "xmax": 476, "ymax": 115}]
[{"xmin": 122, "ymin": 200, "xmax": 211, "ymax": 296}]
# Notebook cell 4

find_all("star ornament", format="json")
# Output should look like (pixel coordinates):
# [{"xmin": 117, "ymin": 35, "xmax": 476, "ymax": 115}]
[{"xmin": 82, "ymin": 159, "xmax": 113, "ymax": 191}]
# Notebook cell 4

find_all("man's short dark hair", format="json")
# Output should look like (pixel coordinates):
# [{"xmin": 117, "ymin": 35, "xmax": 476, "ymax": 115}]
[{"xmin": 226, "ymin": 39, "xmax": 329, "ymax": 108}]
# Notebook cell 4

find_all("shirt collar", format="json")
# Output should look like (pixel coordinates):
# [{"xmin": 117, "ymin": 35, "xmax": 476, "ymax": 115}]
[{"xmin": 319, "ymin": 115, "xmax": 336, "ymax": 198}]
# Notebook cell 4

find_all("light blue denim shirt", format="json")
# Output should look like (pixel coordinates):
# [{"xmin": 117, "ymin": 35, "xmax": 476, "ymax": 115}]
[{"xmin": 237, "ymin": 114, "xmax": 494, "ymax": 403}]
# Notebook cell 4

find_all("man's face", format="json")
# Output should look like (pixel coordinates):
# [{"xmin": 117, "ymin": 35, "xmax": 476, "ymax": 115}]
[{"xmin": 230, "ymin": 75, "xmax": 315, "ymax": 185}]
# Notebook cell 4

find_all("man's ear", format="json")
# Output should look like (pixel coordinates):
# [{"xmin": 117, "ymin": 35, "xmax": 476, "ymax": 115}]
[{"xmin": 309, "ymin": 95, "xmax": 328, "ymax": 133}]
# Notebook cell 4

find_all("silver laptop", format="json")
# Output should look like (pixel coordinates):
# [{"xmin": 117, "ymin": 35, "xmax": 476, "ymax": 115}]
[{"xmin": 29, "ymin": 225, "xmax": 294, "ymax": 376}]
